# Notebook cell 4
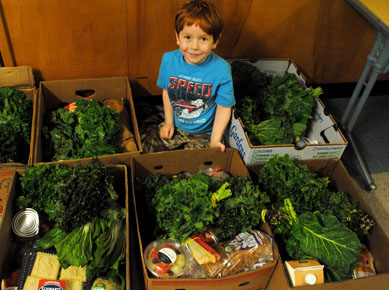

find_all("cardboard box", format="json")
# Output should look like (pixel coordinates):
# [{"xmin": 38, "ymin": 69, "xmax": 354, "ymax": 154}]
[
  {"xmin": 246, "ymin": 158, "xmax": 389, "ymax": 289},
  {"xmin": 0, "ymin": 66, "xmax": 38, "ymax": 167},
  {"xmin": 0, "ymin": 170, "xmax": 16, "ymax": 277},
  {"xmin": 0, "ymin": 164, "xmax": 130, "ymax": 290},
  {"xmin": 33, "ymin": 77, "xmax": 142, "ymax": 166},
  {"xmin": 130, "ymin": 148, "xmax": 278, "ymax": 290},
  {"xmin": 228, "ymin": 59, "xmax": 348, "ymax": 164}
]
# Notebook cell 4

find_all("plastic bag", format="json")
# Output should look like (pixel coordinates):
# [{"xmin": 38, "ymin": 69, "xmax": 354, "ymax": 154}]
[
  {"xmin": 200, "ymin": 230, "xmax": 274, "ymax": 278},
  {"xmin": 198, "ymin": 165, "xmax": 231, "ymax": 182}
]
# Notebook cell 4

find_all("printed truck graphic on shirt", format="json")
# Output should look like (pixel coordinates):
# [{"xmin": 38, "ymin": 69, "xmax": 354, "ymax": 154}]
[
  {"xmin": 174, "ymin": 99, "xmax": 206, "ymax": 118},
  {"xmin": 168, "ymin": 76, "xmax": 213, "ymax": 119}
]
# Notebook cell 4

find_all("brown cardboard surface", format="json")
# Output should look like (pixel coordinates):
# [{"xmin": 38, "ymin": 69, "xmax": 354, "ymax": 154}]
[
  {"xmin": 0, "ymin": 164, "xmax": 130, "ymax": 290},
  {"xmin": 0, "ymin": 66, "xmax": 35, "ymax": 88},
  {"xmin": 130, "ymin": 148, "xmax": 278, "ymax": 290},
  {"xmin": 0, "ymin": 170, "xmax": 14, "ymax": 229},
  {"xmin": 0, "ymin": 170, "xmax": 16, "ymax": 277},
  {"xmin": 0, "ymin": 66, "xmax": 38, "ymax": 167},
  {"xmin": 33, "ymin": 77, "xmax": 142, "ymax": 166},
  {"xmin": 247, "ymin": 158, "xmax": 389, "ymax": 289}
]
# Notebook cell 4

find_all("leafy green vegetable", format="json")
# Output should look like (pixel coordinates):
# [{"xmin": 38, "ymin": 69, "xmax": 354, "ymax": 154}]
[
  {"xmin": 258, "ymin": 154, "xmax": 375, "ymax": 239},
  {"xmin": 18, "ymin": 159, "xmax": 119, "ymax": 232},
  {"xmin": 282, "ymin": 199, "xmax": 361, "ymax": 281},
  {"xmin": 258, "ymin": 154, "xmax": 329, "ymax": 214},
  {"xmin": 152, "ymin": 173, "xmax": 231, "ymax": 243},
  {"xmin": 42, "ymin": 98, "xmax": 121, "ymax": 161},
  {"xmin": 246, "ymin": 118, "xmax": 289, "ymax": 145},
  {"xmin": 212, "ymin": 176, "xmax": 270, "ymax": 240},
  {"xmin": 231, "ymin": 61, "xmax": 271, "ymax": 104},
  {"xmin": 0, "ymin": 87, "xmax": 33, "ymax": 163},
  {"xmin": 231, "ymin": 61, "xmax": 323, "ymax": 145},
  {"xmin": 36, "ymin": 216, "xmax": 126, "ymax": 289}
]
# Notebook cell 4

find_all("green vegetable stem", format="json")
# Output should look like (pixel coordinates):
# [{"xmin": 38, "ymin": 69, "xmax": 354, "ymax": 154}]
[{"xmin": 211, "ymin": 182, "xmax": 232, "ymax": 207}]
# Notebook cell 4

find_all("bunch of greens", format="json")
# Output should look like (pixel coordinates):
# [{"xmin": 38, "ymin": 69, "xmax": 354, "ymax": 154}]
[
  {"xmin": 212, "ymin": 176, "xmax": 270, "ymax": 240},
  {"xmin": 36, "ymin": 215, "xmax": 126, "ymax": 289},
  {"xmin": 231, "ymin": 61, "xmax": 323, "ymax": 145},
  {"xmin": 17, "ymin": 159, "xmax": 119, "ymax": 233},
  {"xmin": 0, "ymin": 87, "xmax": 33, "ymax": 163},
  {"xmin": 42, "ymin": 98, "xmax": 121, "ymax": 161},
  {"xmin": 136, "ymin": 173, "xmax": 271, "ymax": 243},
  {"xmin": 231, "ymin": 60, "xmax": 271, "ymax": 105},
  {"xmin": 280, "ymin": 199, "xmax": 361, "ymax": 281},
  {"xmin": 258, "ymin": 154, "xmax": 375, "ymax": 239},
  {"xmin": 151, "ymin": 173, "xmax": 232, "ymax": 243}
]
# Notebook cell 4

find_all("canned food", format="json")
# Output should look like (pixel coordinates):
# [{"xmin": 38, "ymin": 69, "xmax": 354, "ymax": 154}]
[{"xmin": 12, "ymin": 208, "xmax": 39, "ymax": 238}]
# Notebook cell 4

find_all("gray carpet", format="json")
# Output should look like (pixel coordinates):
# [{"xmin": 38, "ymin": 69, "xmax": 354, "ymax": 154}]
[{"xmin": 322, "ymin": 95, "xmax": 389, "ymax": 175}]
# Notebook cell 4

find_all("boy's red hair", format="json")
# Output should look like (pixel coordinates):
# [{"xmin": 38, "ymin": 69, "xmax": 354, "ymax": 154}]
[{"xmin": 175, "ymin": 0, "xmax": 224, "ymax": 42}]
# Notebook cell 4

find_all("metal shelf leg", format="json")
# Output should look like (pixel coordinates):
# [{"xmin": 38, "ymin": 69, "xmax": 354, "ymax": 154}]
[{"xmin": 340, "ymin": 30, "xmax": 389, "ymax": 191}]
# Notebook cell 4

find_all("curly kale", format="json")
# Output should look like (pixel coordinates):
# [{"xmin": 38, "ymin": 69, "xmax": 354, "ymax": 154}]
[
  {"xmin": 0, "ymin": 87, "xmax": 33, "ymax": 163},
  {"xmin": 212, "ymin": 176, "xmax": 270, "ymax": 240},
  {"xmin": 258, "ymin": 155, "xmax": 375, "ymax": 239},
  {"xmin": 18, "ymin": 159, "xmax": 118, "ymax": 232},
  {"xmin": 42, "ymin": 98, "xmax": 121, "ymax": 161}
]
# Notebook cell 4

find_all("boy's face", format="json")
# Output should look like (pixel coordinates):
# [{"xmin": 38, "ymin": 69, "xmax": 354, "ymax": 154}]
[{"xmin": 175, "ymin": 24, "xmax": 219, "ymax": 65}]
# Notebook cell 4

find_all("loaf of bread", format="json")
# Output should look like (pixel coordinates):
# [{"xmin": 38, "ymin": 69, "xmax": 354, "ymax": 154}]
[{"xmin": 200, "ymin": 230, "xmax": 274, "ymax": 278}]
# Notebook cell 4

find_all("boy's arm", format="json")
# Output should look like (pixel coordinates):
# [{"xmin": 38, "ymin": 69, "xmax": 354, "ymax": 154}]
[
  {"xmin": 160, "ymin": 89, "xmax": 175, "ymax": 139},
  {"xmin": 210, "ymin": 104, "xmax": 232, "ymax": 152}
]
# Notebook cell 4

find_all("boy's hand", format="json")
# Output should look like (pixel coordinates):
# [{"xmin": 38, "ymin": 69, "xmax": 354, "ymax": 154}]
[
  {"xmin": 210, "ymin": 140, "xmax": 226, "ymax": 152},
  {"xmin": 160, "ymin": 123, "xmax": 175, "ymax": 139}
]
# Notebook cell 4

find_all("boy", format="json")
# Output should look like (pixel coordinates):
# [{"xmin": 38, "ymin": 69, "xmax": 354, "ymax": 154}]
[{"xmin": 141, "ymin": 0, "xmax": 235, "ymax": 153}]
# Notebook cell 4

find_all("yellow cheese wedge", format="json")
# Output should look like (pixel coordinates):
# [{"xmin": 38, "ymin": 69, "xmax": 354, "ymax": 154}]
[
  {"xmin": 23, "ymin": 276, "xmax": 40, "ymax": 290},
  {"xmin": 60, "ymin": 266, "xmax": 87, "ymax": 282},
  {"xmin": 30, "ymin": 252, "xmax": 60, "ymax": 279}
]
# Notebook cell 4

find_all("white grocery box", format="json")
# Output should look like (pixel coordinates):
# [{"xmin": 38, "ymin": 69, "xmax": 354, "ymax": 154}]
[{"xmin": 227, "ymin": 59, "xmax": 348, "ymax": 164}]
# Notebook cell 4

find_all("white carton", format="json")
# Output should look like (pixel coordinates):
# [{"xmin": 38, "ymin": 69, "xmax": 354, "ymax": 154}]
[{"xmin": 228, "ymin": 59, "xmax": 348, "ymax": 164}]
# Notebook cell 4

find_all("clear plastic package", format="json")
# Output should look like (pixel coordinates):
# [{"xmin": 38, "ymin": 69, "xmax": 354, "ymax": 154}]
[{"xmin": 144, "ymin": 239, "xmax": 191, "ymax": 279}]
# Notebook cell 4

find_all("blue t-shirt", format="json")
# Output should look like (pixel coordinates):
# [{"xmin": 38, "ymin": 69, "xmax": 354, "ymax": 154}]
[{"xmin": 157, "ymin": 49, "xmax": 235, "ymax": 135}]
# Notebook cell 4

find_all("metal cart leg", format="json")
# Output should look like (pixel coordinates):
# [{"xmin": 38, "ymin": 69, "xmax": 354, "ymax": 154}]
[{"xmin": 340, "ymin": 30, "xmax": 389, "ymax": 191}]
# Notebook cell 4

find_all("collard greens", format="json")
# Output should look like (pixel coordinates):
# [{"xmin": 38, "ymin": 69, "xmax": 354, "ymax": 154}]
[{"xmin": 283, "ymin": 199, "xmax": 361, "ymax": 281}]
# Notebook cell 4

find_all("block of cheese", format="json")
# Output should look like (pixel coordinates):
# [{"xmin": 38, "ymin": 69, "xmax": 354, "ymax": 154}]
[
  {"xmin": 23, "ymin": 276, "xmax": 40, "ymax": 290},
  {"xmin": 60, "ymin": 266, "xmax": 87, "ymax": 282},
  {"xmin": 30, "ymin": 252, "xmax": 60, "ymax": 279},
  {"xmin": 64, "ymin": 280, "xmax": 82, "ymax": 290}
]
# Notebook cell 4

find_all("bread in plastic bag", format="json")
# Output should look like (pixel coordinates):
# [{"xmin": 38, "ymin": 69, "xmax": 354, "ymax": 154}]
[{"xmin": 200, "ymin": 230, "xmax": 274, "ymax": 278}]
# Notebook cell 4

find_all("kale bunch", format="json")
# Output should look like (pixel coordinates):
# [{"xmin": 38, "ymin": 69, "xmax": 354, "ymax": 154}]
[
  {"xmin": 0, "ymin": 87, "xmax": 33, "ymax": 163},
  {"xmin": 212, "ymin": 176, "xmax": 270, "ymax": 240},
  {"xmin": 231, "ymin": 61, "xmax": 323, "ymax": 145},
  {"xmin": 151, "ymin": 173, "xmax": 230, "ymax": 243},
  {"xmin": 258, "ymin": 155, "xmax": 375, "ymax": 239},
  {"xmin": 42, "ymin": 98, "xmax": 121, "ymax": 161},
  {"xmin": 18, "ymin": 159, "xmax": 119, "ymax": 232}
]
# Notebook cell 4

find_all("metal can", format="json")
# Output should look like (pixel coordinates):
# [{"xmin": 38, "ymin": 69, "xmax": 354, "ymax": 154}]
[{"xmin": 11, "ymin": 208, "xmax": 39, "ymax": 239}]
